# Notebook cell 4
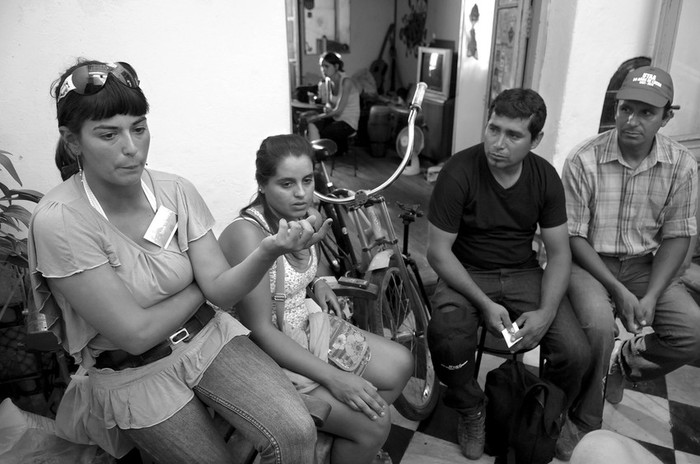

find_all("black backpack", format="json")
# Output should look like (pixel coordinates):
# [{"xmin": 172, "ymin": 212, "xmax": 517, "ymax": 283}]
[{"xmin": 484, "ymin": 359, "xmax": 567, "ymax": 464}]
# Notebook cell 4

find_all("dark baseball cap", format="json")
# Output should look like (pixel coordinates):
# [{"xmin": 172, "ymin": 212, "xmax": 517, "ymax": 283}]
[{"xmin": 616, "ymin": 66, "xmax": 674, "ymax": 107}]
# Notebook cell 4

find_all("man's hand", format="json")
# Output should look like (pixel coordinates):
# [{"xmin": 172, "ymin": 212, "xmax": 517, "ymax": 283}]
[
  {"xmin": 636, "ymin": 294, "xmax": 657, "ymax": 329},
  {"xmin": 483, "ymin": 302, "xmax": 513, "ymax": 336},
  {"xmin": 513, "ymin": 309, "xmax": 553, "ymax": 351},
  {"xmin": 612, "ymin": 285, "xmax": 642, "ymax": 334}
]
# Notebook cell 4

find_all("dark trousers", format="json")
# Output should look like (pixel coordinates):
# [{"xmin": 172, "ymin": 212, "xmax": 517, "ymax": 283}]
[{"xmin": 427, "ymin": 268, "xmax": 591, "ymax": 414}]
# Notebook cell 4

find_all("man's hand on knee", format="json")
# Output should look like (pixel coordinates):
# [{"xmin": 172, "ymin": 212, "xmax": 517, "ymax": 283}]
[{"xmin": 612, "ymin": 287, "xmax": 642, "ymax": 334}]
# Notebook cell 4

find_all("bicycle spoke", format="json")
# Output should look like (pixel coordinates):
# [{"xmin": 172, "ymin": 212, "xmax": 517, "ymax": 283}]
[{"xmin": 370, "ymin": 265, "xmax": 438, "ymax": 420}]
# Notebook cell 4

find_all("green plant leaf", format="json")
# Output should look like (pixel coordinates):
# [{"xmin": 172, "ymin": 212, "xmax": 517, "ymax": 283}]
[
  {"xmin": 4, "ymin": 253, "xmax": 28, "ymax": 268},
  {"xmin": 0, "ymin": 213, "xmax": 22, "ymax": 232},
  {"xmin": 1, "ymin": 204, "xmax": 32, "ymax": 228},
  {"xmin": 2, "ymin": 189, "xmax": 43, "ymax": 203},
  {"xmin": 0, "ymin": 151, "xmax": 22, "ymax": 186},
  {"xmin": 0, "ymin": 236, "xmax": 29, "ymax": 267},
  {"xmin": 0, "ymin": 235, "xmax": 21, "ymax": 254}
]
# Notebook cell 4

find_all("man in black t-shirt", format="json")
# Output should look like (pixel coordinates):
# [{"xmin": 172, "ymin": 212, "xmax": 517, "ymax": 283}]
[{"xmin": 426, "ymin": 88, "xmax": 590, "ymax": 461}]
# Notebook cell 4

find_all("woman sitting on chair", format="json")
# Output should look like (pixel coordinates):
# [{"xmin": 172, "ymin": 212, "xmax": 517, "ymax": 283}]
[
  {"xmin": 29, "ymin": 59, "xmax": 331, "ymax": 464},
  {"xmin": 219, "ymin": 134, "xmax": 413, "ymax": 464},
  {"xmin": 303, "ymin": 52, "xmax": 360, "ymax": 153}
]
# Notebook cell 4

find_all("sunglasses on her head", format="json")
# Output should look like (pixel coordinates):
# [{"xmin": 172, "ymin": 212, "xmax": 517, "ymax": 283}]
[{"xmin": 57, "ymin": 62, "xmax": 140, "ymax": 102}]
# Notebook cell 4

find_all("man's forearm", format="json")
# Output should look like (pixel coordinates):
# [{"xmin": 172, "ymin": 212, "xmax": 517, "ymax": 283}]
[
  {"xmin": 647, "ymin": 237, "xmax": 690, "ymax": 300},
  {"xmin": 570, "ymin": 236, "xmax": 623, "ymax": 293},
  {"xmin": 428, "ymin": 250, "xmax": 492, "ymax": 311},
  {"xmin": 539, "ymin": 253, "xmax": 570, "ymax": 318}
]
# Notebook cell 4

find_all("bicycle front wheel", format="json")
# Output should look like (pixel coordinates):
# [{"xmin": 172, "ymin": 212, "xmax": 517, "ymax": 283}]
[{"xmin": 367, "ymin": 265, "xmax": 439, "ymax": 421}]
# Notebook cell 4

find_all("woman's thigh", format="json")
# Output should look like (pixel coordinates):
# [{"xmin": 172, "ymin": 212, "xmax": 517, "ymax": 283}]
[
  {"xmin": 308, "ymin": 378, "xmax": 392, "ymax": 444},
  {"xmin": 123, "ymin": 396, "xmax": 232, "ymax": 464},
  {"xmin": 194, "ymin": 336, "xmax": 316, "ymax": 463},
  {"xmin": 360, "ymin": 329, "xmax": 412, "ymax": 393}
]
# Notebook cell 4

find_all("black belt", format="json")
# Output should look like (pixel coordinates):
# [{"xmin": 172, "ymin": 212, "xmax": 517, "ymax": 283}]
[{"xmin": 95, "ymin": 303, "xmax": 216, "ymax": 371}]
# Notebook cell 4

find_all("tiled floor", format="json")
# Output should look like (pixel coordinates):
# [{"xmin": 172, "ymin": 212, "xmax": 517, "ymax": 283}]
[
  {"xmin": 382, "ymin": 342, "xmax": 700, "ymax": 464},
  {"xmin": 331, "ymin": 148, "xmax": 700, "ymax": 464}
]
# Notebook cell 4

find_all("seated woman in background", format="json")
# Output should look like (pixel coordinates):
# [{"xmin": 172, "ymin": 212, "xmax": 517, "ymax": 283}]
[
  {"xmin": 29, "ymin": 59, "xmax": 332, "ymax": 464},
  {"xmin": 302, "ymin": 52, "xmax": 360, "ymax": 152},
  {"xmin": 218, "ymin": 134, "xmax": 413, "ymax": 464}
]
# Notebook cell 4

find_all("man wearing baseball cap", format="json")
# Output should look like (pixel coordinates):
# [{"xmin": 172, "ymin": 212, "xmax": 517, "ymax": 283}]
[{"xmin": 557, "ymin": 66, "xmax": 700, "ymax": 460}]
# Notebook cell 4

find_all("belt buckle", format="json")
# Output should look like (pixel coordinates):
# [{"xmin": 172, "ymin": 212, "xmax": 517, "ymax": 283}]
[{"xmin": 169, "ymin": 327, "xmax": 190, "ymax": 345}]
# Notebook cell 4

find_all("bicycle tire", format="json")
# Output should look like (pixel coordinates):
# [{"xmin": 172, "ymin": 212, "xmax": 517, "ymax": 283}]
[{"xmin": 366, "ymin": 261, "xmax": 439, "ymax": 421}]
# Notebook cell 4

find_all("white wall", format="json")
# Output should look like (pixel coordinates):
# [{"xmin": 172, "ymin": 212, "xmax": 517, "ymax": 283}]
[
  {"xmin": 453, "ymin": 0, "xmax": 672, "ymax": 170},
  {"xmin": 667, "ymin": 0, "xmax": 700, "ymax": 138},
  {"xmin": 532, "ymin": 0, "xmax": 660, "ymax": 170},
  {"xmin": 0, "ymin": 0, "xmax": 291, "ymax": 235}
]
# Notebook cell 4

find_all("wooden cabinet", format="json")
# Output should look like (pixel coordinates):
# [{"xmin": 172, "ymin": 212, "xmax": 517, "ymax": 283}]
[{"xmin": 422, "ymin": 97, "xmax": 455, "ymax": 162}]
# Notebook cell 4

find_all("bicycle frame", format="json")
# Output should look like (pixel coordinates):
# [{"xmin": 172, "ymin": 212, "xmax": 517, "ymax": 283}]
[{"xmin": 311, "ymin": 82, "xmax": 439, "ymax": 420}]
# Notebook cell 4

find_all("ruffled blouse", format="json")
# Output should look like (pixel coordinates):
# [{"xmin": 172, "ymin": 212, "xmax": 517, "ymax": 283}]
[{"xmin": 27, "ymin": 169, "xmax": 250, "ymax": 432}]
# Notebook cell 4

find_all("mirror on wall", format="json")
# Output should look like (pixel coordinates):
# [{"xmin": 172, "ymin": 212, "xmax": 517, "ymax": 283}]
[{"xmin": 303, "ymin": 0, "xmax": 350, "ymax": 55}]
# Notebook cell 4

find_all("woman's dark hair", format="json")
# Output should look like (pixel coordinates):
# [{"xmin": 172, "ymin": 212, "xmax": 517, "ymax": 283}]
[
  {"xmin": 488, "ymin": 88, "xmax": 547, "ymax": 141},
  {"xmin": 240, "ymin": 134, "xmax": 315, "ymax": 233},
  {"xmin": 319, "ymin": 52, "xmax": 344, "ymax": 72},
  {"xmin": 52, "ymin": 59, "xmax": 149, "ymax": 180}
]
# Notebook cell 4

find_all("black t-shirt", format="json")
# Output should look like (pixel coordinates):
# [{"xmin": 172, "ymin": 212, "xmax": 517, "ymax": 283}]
[{"xmin": 428, "ymin": 143, "xmax": 566, "ymax": 270}]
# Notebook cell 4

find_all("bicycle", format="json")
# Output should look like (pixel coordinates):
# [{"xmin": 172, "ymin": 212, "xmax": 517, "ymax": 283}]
[{"xmin": 311, "ymin": 83, "xmax": 439, "ymax": 421}]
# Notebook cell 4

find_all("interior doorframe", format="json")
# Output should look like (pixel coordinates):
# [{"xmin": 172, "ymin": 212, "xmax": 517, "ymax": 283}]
[{"xmin": 652, "ymin": 0, "xmax": 700, "ymax": 155}]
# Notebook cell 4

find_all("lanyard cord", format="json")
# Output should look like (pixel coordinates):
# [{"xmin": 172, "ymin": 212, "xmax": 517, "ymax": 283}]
[{"xmin": 81, "ymin": 171, "xmax": 157, "ymax": 221}]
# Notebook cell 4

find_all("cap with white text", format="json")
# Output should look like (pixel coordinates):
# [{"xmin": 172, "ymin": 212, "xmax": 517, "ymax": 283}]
[{"xmin": 616, "ymin": 66, "xmax": 674, "ymax": 107}]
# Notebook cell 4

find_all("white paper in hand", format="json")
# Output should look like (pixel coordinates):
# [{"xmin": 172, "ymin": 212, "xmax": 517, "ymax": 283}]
[{"xmin": 501, "ymin": 322, "xmax": 523, "ymax": 348}]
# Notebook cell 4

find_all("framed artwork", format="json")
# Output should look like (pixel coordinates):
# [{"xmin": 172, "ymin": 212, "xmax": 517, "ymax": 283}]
[{"xmin": 486, "ymin": 0, "xmax": 529, "ymax": 108}]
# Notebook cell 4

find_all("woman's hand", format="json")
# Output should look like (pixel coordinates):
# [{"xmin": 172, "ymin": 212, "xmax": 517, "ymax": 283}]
[
  {"xmin": 326, "ymin": 370, "xmax": 387, "ymax": 421},
  {"xmin": 311, "ymin": 280, "xmax": 342, "ymax": 318},
  {"xmin": 265, "ymin": 215, "xmax": 332, "ymax": 255}
]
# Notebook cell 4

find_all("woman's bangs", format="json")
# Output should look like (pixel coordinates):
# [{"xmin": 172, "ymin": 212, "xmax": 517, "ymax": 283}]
[{"xmin": 87, "ymin": 79, "xmax": 149, "ymax": 120}]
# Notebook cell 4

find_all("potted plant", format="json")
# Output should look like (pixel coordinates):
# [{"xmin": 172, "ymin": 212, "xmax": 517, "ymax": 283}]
[{"xmin": 0, "ymin": 149, "xmax": 43, "ymax": 314}]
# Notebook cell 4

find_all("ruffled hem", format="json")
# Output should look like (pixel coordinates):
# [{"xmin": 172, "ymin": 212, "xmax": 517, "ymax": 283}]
[{"xmin": 80, "ymin": 312, "xmax": 248, "ymax": 429}]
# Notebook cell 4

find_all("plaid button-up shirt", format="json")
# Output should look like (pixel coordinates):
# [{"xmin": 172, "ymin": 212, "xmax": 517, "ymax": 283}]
[{"xmin": 562, "ymin": 129, "xmax": 697, "ymax": 259}]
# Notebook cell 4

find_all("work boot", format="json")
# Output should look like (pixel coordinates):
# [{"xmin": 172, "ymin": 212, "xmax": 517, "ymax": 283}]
[
  {"xmin": 457, "ymin": 402, "xmax": 486, "ymax": 460},
  {"xmin": 605, "ymin": 338, "xmax": 624, "ymax": 404},
  {"xmin": 555, "ymin": 416, "xmax": 587, "ymax": 461}
]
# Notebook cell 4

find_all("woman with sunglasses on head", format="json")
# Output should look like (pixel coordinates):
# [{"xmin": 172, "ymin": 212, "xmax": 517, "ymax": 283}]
[
  {"xmin": 28, "ymin": 60, "xmax": 332, "ymax": 464},
  {"xmin": 218, "ymin": 134, "xmax": 413, "ymax": 464},
  {"xmin": 301, "ymin": 52, "xmax": 360, "ymax": 152}
]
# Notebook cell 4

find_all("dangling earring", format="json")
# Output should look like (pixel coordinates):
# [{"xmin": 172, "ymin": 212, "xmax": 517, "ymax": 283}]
[{"xmin": 76, "ymin": 154, "xmax": 83, "ymax": 173}]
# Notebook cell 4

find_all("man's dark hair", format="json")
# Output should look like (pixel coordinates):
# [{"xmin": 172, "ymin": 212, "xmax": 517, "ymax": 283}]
[{"xmin": 488, "ymin": 88, "xmax": 547, "ymax": 140}]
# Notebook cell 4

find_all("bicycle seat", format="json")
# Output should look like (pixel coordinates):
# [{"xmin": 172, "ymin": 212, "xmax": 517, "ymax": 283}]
[{"xmin": 311, "ymin": 138, "xmax": 338, "ymax": 162}]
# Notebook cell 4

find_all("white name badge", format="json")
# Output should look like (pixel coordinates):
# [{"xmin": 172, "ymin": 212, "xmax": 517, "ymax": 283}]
[{"xmin": 143, "ymin": 205, "xmax": 177, "ymax": 248}]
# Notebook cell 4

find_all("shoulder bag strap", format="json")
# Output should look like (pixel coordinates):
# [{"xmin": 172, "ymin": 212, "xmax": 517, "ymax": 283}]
[{"xmin": 272, "ymin": 256, "xmax": 286, "ymax": 332}]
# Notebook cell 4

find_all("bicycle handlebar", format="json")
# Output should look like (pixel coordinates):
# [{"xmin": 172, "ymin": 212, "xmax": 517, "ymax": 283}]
[{"xmin": 314, "ymin": 82, "xmax": 427, "ymax": 206}]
